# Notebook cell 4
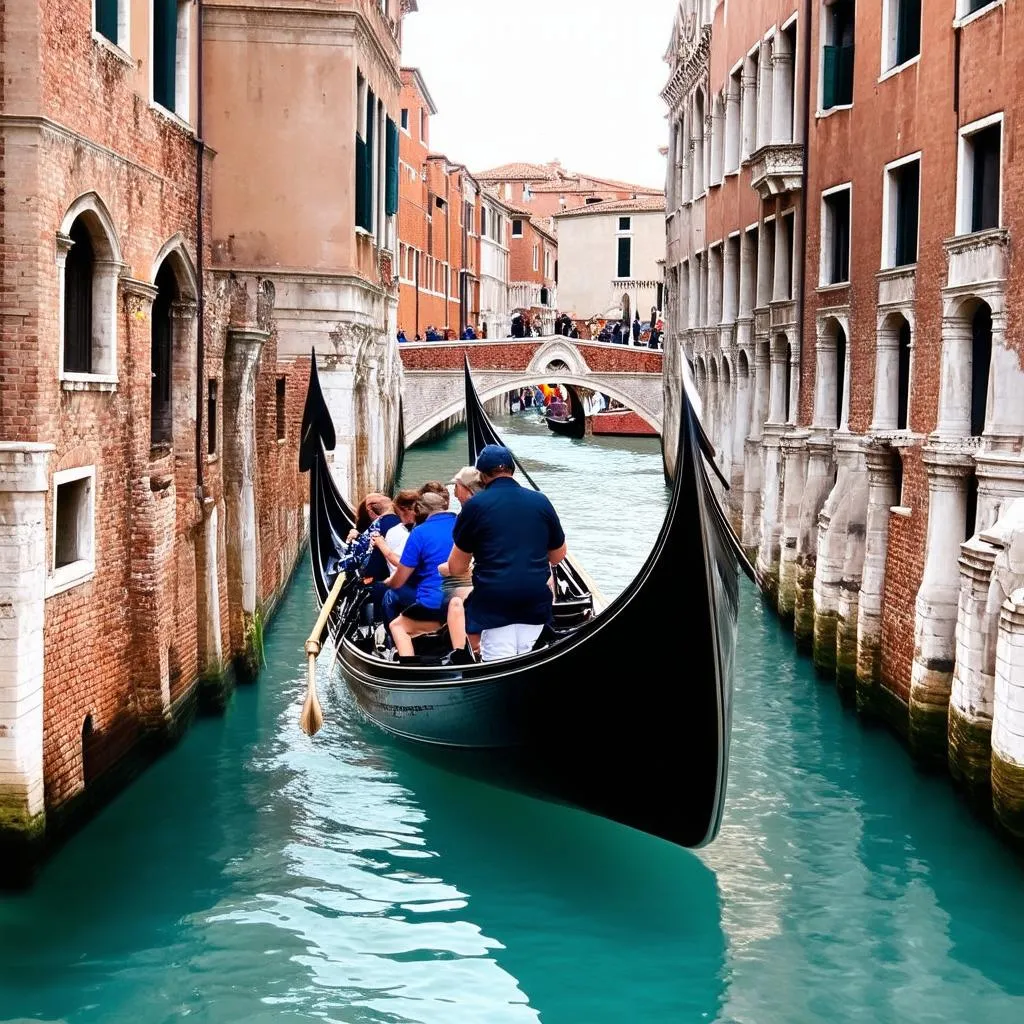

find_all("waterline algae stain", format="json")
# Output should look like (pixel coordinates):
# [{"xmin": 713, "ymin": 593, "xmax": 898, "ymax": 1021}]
[{"xmin": 2, "ymin": 415, "xmax": 1024, "ymax": 1022}]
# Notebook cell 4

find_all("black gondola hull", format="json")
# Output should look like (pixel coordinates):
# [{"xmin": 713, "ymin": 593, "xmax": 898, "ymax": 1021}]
[{"xmin": 302, "ymin": 352, "xmax": 746, "ymax": 849}]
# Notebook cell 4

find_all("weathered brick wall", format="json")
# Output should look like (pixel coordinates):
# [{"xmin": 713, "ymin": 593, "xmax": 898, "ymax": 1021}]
[
  {"xmin": 0, "ymin": 0, "xmax": 307, "ymax": 813},
  {"xmin": 398, "ymin": 340, "xmax": 663, "ymax": 374}
]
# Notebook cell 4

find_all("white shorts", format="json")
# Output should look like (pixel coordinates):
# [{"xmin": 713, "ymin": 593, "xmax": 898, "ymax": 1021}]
[{"xmin": 479, "ymin": 623, "xmax": 545, "ymax": 662}]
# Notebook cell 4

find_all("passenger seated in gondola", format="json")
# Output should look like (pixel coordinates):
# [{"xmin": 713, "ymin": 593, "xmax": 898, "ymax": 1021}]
[
  {"xmin": 387, "ymin": 491, "xmax": 458, "ymax": 658},
  {"xmin": 438, "ymin": 467, "xmax": 484, "ymax": 663},
  {"xmin": 447, "ymin": 445, "xmax": 568, "ymax": 662},
  {"xmin": 336, "ymin": 493, "xmax": 394, "ymax": 580},
  {"xmin": 547, "ymin": 395, "xmax": 568, "ymax": 420},
  {"xmin": 371, "ymin": 489, "xmax": 419, "ymax": 574}
]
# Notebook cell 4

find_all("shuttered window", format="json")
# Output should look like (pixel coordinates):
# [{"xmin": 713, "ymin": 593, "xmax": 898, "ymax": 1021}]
[
  {"xmin": 153, "ymin": 0, "xmax": 177, "ymax": 111},
  {"xmin": 617, "ymin": 237, "xmax": 631, "ymax": 279},
  {"xmin": 95, "ymin": 0, "xmax": 118, "ymax": 43},
  {"xmin": 385, "ymin": 117, "xmax": 399, "ymax": 217},
  {"xmin": 822, "ymin": 0, "xmax": 855, "ymax": 109},
  {"xmin": 64, "ymin": 220, "xmax": 95, "ymax": 374}
]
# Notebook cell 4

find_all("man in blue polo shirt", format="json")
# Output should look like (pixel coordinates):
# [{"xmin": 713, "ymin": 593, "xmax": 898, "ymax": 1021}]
[
  {"xmin": 447, "ymin": 444, "xmax": 568, "ymax": 662},
  {"xmin": 386, "ymin": 491, "xmax": 457, "ymax": 658}
]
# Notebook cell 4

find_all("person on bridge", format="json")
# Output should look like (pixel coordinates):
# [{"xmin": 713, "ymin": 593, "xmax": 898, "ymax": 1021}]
[
  {"xmin": 386, "ymin": 491, "xmax": 457, "ymax": 659},
  {"xmin": 612, "ymin": 322, "xmax": 623, "ymax": 345},
  {"xmin": 446, "ymin": 444, "xmax": 568, "ymax": 662},
  {"xmin": 397, "ymin": 328, "xmax": 408, "ymax": 343},
  {"xmin": 632, "ymin": 314, "xmax": 642, "ymax": 345},
  {"xmin": 461, "ymin": 323, "xmax": 477, "ymax": 340}
]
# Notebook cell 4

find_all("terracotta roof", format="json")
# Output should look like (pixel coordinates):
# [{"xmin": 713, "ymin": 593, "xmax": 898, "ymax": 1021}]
[
  {"xmin": 475, "ymin": 161, "xmax": 562, "ymax": 181},
  {"xmin": 554, "ymin": 196, "xmax": 667, "ymax": 218}
]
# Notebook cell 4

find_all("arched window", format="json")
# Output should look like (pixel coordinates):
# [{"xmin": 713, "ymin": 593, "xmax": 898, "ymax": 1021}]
[
  {"xmin": 64, "ymin": 218, "xmax": 95, "ymax": 373},
  {"xmin": 835, "ymin": 324, "xmax": 847, "ymax": 429},
  {"xmin": 897, "ymin": 318, "xmax": 911, "ymax": 430},
  {"xmin": 970, "ymin": 301, "xmax": 992, "ymax": 438},
  {"xmin": 151, "ymin": 261, "xmax": 179, "ymax": 445}
]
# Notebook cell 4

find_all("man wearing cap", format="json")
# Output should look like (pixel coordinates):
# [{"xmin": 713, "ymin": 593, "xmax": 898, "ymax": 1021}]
[{"xmin": 446, "ymin": 444, "xmax": 567, "ymax": 662}]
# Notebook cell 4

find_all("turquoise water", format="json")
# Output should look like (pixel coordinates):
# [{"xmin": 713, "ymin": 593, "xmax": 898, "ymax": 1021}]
[{"xmin": 2, "ymin": 414, "xmax": 1024, "ymax": 1023}]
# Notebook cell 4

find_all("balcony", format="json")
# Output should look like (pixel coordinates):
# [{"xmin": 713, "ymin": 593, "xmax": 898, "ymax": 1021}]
[
  {"xmin": 944, "ymin": 228, "xmax": 1009, "ymax": 291},
  {"xmin": 876, "ymin": 265, "xmax": 917, "ymax": 310},
  {"xmin": 749, "ymin": 143, "xmax": 804, "ymax": 199}
]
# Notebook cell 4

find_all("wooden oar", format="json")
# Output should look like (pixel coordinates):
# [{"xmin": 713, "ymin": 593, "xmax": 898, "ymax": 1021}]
[{"xmin": 301, "ymin": 572, "xmax": 346, "ymax": 736}]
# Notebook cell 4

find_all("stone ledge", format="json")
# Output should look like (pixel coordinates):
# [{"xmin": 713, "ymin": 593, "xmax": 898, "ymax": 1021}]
[{"xmin": 61, "ymin": 376, "xmax": 118, "ymax": 393}]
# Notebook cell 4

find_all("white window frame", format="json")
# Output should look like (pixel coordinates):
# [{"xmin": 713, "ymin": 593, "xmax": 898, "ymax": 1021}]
[
  {"xmin": 400, "ymin": 107, "xmax": 410, "ymax": 133},
  {"xmin": 92, "ymin": 0, "xmax": 132, "ymax": 59},
  {"xmin": 533, "ymin": 245, "xmax": 539, "ymax": 272},
  {"xmin": 880, "ymin": 0, "xmax": 922, "ymax": 80},
  {"xmin": 48, "ymin": 466, "xmax": 97, "ymax": 597},
  {"xmin": 819, "ymin": 182, "xmax": 852, "ymax": 287},
  {"xmin": 817, "ymin": 0, "xmax": 855, "ymax": 117},
  {"xmin": 617, "ymin": 216, "xmax": 633, "ymax": 233},
  {"xmin": 881, "ymin": 151, "xmax": 921, "ymax": 269},
  {"xmin": 956, "ymin": 111, "xmax": 1003, "ymax": 236},
  {"xmin": 953, "ymin": 0, "xmax": 1003, "ymax": 28}
]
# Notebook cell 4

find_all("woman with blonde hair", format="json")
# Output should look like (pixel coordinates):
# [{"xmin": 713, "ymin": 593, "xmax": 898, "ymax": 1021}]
[{"xmin": 439, "ymin": 467, "xmax": 484, "ymax": 663}]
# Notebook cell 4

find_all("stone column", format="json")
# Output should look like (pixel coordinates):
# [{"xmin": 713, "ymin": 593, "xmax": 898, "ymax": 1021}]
[
  {"xmin": 708, "ymin": 247, "xmax": 723, "ymax": 327},
  {"xmin": 985, "ymin": 308, "xmax": 1021, "ymax": 452},
  {"xmin": 856, "ymin": 442, "xmax": 901, "ymax": 713},
  {"xmin": 0, "ymin": 443, "xmax": 53, "ymax": 881},
  {"xmin": 757, "ymin": 425, "xmax": 786, "ymax": 600},
  {"xmin": 756, "ymin": 221, "xmax": 774, "ymax": 308},
  {"xmin": 992, "ymin": 585, "xmax": 1024, "ymax": 838},
  {"xmin": 794, "ymin": 434, "xmax": 836, "ymax": 651},
  {"xmin": 699, "ymin": 255, "xmax": 709, "ymax": 328},
  {"xmin": 196, "ymin": 499, "xmax": 227, "ymax": 707},
  {"xmin": 778, "ymin": 431, "xmax": 810, "ymax": 623},
  {"xmin": 756, "ymin": 38, "xmax": 774, "ymax": 151},
  {"xmin": 835, "ymin": 441, "xmax": 871, "ymax": 700},
  {"xmin": 743, "ymin": 337, "xmax": 770, "ymax": 552},
  {"xmin": 871, "ymin": 320, "xmax": 900, "ymax": 432},
  {"xmin": 739, "ymin": 230, "xmax": 757, "ymax": 318},
  {"xmin": 688, "ymin": 257, "xmax": 700, "ymax": 330},
  {"xmin": 772, "ymin": 206, "xmax": 791, "ymax": 303},
  {"xmin": 767, "ymin": 338, "xmax": 788, "ymax": 425},
  {"xmin": 723, "ymin": 238, "xmax": 739, "ymax": 325},
  {"xmin": 223, "ymin": 327, "xmax": 268, "ymax": 672},
  {"xmin": 909, "ymin": 446, "xmax": 975, "ymax": 764},
  {"xmin": 771, "ymin": 29, "xmax": 794, "ymax": 144},
  {"xmin": 732, "ymin": 341, "xmax": 752, "ymax": 491},
  {"xmin": 935, "ymin": 313, "xmax": 974, "ymax": 439},
  {"xmin": 741, "ymin": 58, "xmax": 758, "ymax": 161}
]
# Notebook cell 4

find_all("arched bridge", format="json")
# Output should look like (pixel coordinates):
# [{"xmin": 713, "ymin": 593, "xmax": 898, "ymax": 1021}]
[{"xmin": 399, "ymin": 337, "xmax": 664, "ymax": 445}]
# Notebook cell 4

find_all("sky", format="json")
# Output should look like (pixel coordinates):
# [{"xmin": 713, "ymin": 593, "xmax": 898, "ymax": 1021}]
[{"xmin": 401, "ymin": 0, "xmax": 680, "ymax": 190}]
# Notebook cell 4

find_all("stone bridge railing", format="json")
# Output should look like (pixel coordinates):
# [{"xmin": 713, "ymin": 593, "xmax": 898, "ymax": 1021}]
[{"xmin": 398, "ymin": 336, "xmax": 664, "ymax": 445}]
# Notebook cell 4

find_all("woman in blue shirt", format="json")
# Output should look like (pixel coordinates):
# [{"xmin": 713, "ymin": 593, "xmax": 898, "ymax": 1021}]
[{"xmin": 386, "ymin": 491, "xmax": 457, "ymax": 658}]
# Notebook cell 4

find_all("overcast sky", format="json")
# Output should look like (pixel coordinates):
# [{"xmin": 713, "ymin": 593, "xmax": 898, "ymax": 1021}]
[{"xmin": 402, "ymin": 0, "xmax": 679, "ymax": 190}]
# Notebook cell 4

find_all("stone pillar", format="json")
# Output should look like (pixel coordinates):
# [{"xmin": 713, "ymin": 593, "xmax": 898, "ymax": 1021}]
[
  {"xmin": 992, "ymin": 586, "xmax": 1024, "ymax": 838},
  {"xmin": 835, "ymin": 441, "xmax": 871, "ymax": 700},
  {"xmin": 771, "ymin": 29, "xmax": 794, "ymax": 144},
  {"xmin": 723, "ymin": 238, "xmax": 739, "ymax": 325},
  {"xmin": 743, "ymin": 337, "xmax": 769, "ymax": 552},
  {"xmin": 756, "ymin": 222, "xmax": 774, "ymax": 308},
  {"xmin": 739, "ymin": 230, "xmax": 757, "ymax": 318},
  {"xmin": 699, "ymin": 256, "xmax": 709, "ymax": 328},
  {"xmin": 756, "ymin": 38, "xmax": 774, "ymax": 151},
  {"xmin": 688, "ymin": 257, "xmax": 700, "ymax": 330},
  {"xmin": 935, "ymin": 313, "xmax": 974, "ymax": 439},
  {"xmin": 794, "ymin": 435, "xmax": 836, "ymax": 651},
  {"xmin": 772, "ymin": 207, "xmax": 791, "ymax": 303},
  {"xmin": 0, "ymin": 443, "xmax": 53, "ymax": 880},
  {"xmin": 909, "ymin": 446, "xmax": 975, "ymax": 764},
  {"xmin": 985, "ymin": 308, "xmax": 1021, "ymax": 452},
  {"xmin": 778, "ymin": 431, "xmax": 809, "ymax": 623},
  {"xmin": 196, "ymin": 499, "xmax": 227, "ymax": 706},
  {"xmin": 871, "ymin": 320, "xmax": 900, "ymax": 432},
  {"xmin": 708, "ymin": 248, "xmax": 723, "ymax": 326},
  {"xmin": 856, "ymin": 442, "xmax": 901, "ymax": 713},
  {"xmin": 767, "ymin": 337, "xmax": 788, "ymax": 425},
  {"xmin": 757, "ymin": 425, "xmax": 786, "ymax": 600},
  {"xmin": 732, "ymin": 336, "xmax": 753, "ymax": 490},
  {"xmin": 223, "ymin": 327, "xmax": 268, "ymax": 672},
  {"xmin": 741, "ymin": 58, "xmax": 758, "ymax": 161}
]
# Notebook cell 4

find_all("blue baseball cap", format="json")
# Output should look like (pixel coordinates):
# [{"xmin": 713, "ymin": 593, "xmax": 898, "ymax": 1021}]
[{"xmin": 475, "ymin": 444, "xmax": 515, "ymax": 474}]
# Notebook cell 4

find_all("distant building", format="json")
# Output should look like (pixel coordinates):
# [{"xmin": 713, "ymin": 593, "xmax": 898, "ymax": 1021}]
[
  {"xmin": 478, "ymin": 190, "xmax": 515, "ymax": 339},
  {"xmin": 554, "ymin": 197, "xmax": 667, "ymax": 324},
  {"xmin": 507, "ymin": 207, "xmax": 558, "ymax": 335},
  {"xmin": 476, "ymin": 161, "xmax": 663, "ymax": 219}
]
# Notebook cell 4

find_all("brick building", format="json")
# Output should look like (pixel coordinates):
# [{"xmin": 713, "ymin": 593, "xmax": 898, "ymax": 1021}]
[
  {"xmin": 0, "ymin": 0, "xmax": 413, "ymax": 879},
  {"xmin": 507, "ymin": 205, "xmax": 559, "ymax": 335},
  {"xmin": 663, "ymin": 0, "xmax": 1024, "ymax": 835},
  {"xmin": 475, "ymin": 160, "xmax": 663, "ymax": 219},
  {"xmin": 396, "ymin": 68, "xmax": 484, "ymax": 339}
]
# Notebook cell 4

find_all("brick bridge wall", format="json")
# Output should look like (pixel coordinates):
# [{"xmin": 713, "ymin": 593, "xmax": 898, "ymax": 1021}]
[{"xmin": 399, "ymin": 339, "xmax": 664, "ymax": 374}]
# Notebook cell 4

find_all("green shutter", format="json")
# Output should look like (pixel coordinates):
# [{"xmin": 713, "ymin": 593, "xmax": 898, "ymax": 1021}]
[
  {"xmin": 95, "ymin": 0, "xmax": 118, "ymax": 43},
  {"xmin": 153, "ymin": 0, "xmax": 177, "ymax": 111},
  {"xmin": 385, "ymin": 117, "xmax": 399, "ymax": 217},
  {"xmin": 617, "ymin": 237, "xmax": 631, "ymax": 279},
  {"xmin": 822, "ymin": 46, "xmax": 837, "ymax": 110}
]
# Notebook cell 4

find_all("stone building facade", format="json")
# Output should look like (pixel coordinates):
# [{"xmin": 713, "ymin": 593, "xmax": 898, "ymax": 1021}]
[
  {"xmin": 554, "ymin": 197, "xmax": 667, "ymax": 324},
  {"xmin": 663, "ymin": 0, "xmax": 1024, "ymax": 838},
  {"xmin": 0, "ymin": 0, "xmax": 413, "ymax": 880}
]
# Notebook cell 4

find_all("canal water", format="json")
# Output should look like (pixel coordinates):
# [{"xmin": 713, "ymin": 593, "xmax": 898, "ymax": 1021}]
[{"xmin": 2, "ymin": 412, "xmax": 1024, "ymax": 1023}]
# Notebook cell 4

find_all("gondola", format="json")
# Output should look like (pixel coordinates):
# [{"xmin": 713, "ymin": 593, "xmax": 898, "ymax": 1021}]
[
  {"xmin": 544, "ymin": 386, "xmax": 587, "ymax": 439},
  {"xmin": 299, "ymin": 351, "xmax": 755, "ymax": 849}
]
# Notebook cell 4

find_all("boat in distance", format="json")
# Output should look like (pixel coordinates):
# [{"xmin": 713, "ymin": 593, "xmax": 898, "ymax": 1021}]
[{"xmin": 299, "ymin": 354, "xmax": 754, "ymax": 849}]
